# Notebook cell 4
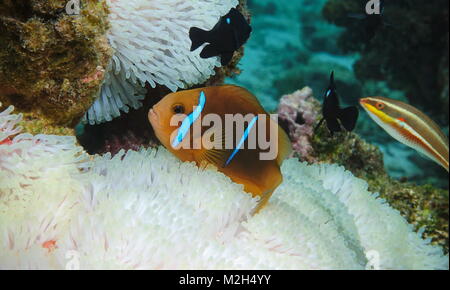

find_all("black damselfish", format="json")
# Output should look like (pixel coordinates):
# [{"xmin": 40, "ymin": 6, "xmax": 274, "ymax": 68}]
[
  {"xmin": 316, "ymin": 72, "xmax": 359, "ymax": 135},
  {"xmin": 189, "ymin": 8, "xmax": 252, "ymax": 66}
]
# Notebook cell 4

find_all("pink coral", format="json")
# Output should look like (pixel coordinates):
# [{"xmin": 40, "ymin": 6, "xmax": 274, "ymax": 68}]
[{"xmin": 277, "ymin": 87, "xmax": 320, "ymax": 162}]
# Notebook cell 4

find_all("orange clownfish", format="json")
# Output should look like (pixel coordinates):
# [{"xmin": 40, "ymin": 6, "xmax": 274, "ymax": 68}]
[{"xmin": 149, "ymin": 85, "xmax": 292, "ymax": 213}]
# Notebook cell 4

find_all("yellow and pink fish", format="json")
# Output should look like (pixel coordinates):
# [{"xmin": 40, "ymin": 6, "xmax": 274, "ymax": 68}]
[{"xmin": 360, "ymin": 97, "xmax": 449, "ymax": 172}]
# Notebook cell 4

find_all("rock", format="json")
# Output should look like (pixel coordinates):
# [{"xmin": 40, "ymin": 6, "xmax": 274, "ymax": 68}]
[{"xmin": 0, "ymin": 0, "xmax": 112, "ymax": 127}]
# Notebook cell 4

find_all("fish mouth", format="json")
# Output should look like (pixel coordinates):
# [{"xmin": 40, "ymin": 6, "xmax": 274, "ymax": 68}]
[
  {"xmin": 359, "ymin": 98, "xmax": 374, "ymax": 114},
  {"xmin": 359, "ymin": 98, "xmax": 369, "ymax": 106}
]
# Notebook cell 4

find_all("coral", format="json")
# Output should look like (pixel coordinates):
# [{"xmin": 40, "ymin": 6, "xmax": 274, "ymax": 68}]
[
  {"xmin": 277, "ymin": 87, "xmax": 320, "ymax": 162},
  {"xmin": 1, "ymin": 104, "xmax": 448, "ymax": 270},
  {"xmin": 17, "ymin": 112, "xmax": 75, "ymax": 136},
  {"xmin": 84, "ymin": 0, "xmax": 242, "ymax": 125},
  {"xmin": 323, "ymin": 0, "xmax": 450, "ymax": 123},
  {"xmin": 277, "ymin": 88, "xmax": 449, "ymax": 252},
  {"xmin": 0, "ymin": 0, "xmax": 112, "ymax": 127}
]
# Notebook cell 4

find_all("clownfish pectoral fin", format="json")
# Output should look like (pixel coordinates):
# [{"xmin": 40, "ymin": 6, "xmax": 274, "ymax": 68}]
[
  {"xmin": 338, "ymin": 106, "xmax": 359, "ymax": 132},
  {"xmin": 189, "ymin": 27, "xmax": 209, "ymax": 51},
  {"xmin": 196, "ymin": 147, "xmax": 230, "ymax": 170},
  {"xmin": 196, "ymin": 131, "xmax": 230, "ymax": 168}
]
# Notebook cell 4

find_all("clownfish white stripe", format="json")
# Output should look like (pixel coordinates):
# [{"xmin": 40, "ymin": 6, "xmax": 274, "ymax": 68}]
[{"xmin": 172, "ymin": 91, "xmax": 206, "ymax": 148}]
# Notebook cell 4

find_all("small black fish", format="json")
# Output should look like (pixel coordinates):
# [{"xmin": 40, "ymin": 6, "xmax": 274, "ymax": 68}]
[
  {"xmin": 316, "ymin": 72, "xmax": 359, "ymax": 135},
  {"xmin": 189, "ymin": 8, "xmax": 252, "ymax": 66}
]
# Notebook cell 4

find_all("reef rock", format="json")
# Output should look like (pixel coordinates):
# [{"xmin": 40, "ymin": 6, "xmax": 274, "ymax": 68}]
[
  {"xmin": 0, "ymin": 0, "xmax": 112, "ymax": 127},
  {"xmin": 277, "ymin": 87, "xmax": 320, "ymax": 163}
]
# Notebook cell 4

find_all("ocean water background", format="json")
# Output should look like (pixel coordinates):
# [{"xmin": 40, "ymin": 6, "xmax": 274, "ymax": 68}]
[{"xmin": 227, "ymin": 0, "xmax": 449, "ymax": 189}]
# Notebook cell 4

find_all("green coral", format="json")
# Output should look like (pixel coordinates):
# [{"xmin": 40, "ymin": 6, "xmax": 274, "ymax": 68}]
[
  {"xmin": 311, "ymin": 126, "xmax": 449, "ymax": 253},
  {"xmin": 0, "ymin": 0, "xmax": 112, "ymax": 128},
  {"xmin": 323, "ymin": 0, "xmax": 449, "ymax": 123},
  {"xmin": 18, "ymin": 112, "xmax": 76, "ymax": 136}
]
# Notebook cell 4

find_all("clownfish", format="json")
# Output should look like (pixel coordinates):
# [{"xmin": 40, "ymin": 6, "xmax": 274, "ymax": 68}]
[
  {"xmin": 360, "ymin": 97, "xmax": 449, "ymax": 172},
  {"xmin": 149, "ymin": 85, "xmax": 292, "ymax": 213}
]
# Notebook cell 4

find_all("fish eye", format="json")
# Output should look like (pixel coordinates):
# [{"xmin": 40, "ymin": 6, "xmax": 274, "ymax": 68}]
[
  {"xmin": 172, "ymin": 104, "xmax": 185, "ymax": 115},
  {"xmin": 376, "ymin": 102, "xmax": 386, "ymax": 110}
]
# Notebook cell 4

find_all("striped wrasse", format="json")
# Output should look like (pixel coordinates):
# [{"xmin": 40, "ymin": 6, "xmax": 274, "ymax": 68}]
[{"xmin": 360, "ymin": 97, "xmax": 449, "ymax": 172}]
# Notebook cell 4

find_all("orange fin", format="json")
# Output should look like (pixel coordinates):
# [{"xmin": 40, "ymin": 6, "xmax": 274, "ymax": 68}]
[
  {"xmin": 196, "ymin": 132, "xmax": 230, "ymax": 168},
  {"xmin": 218, "ymin": 85, "xmax": 267, "ymax": 114},
  {"xmin": 276, "ymin": 121, "xmax": 293, "ymax": 166},
  {"xmin": 197, "ymin": 148, "xmax": 230, "ymax": 169}
]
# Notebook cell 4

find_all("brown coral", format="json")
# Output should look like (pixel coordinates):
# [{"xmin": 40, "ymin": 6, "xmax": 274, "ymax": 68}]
[{"xmin": 0, "ymin": 0, "xmax": 112, "ymax": 128}]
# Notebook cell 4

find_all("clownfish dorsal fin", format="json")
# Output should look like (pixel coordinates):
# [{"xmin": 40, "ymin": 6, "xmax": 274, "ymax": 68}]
[
  {"xmin": 218, "ymin": 85, "xmax": 267, "ymax": 114},
  {"xmin": 276, "ymin": 120, "xmax": 293, "ymax": 166}
]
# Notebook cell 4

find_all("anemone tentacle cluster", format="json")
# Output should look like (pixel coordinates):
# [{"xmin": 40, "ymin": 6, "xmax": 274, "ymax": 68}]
[
  {"xmin": 1, "ymin": 104, "xmax": 448, "ymax": 269},
  {"xmin": 83, "ymin": 0, "xmax": 240, "ymax": 125}
]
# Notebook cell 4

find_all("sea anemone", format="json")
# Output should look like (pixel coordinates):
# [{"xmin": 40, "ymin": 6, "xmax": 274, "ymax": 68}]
[
  {"xmin": 1, "ymin": 104, "xmax": 448, "ymax": 270},
  {"xmin": 0, "ymin": 104, "xmax": 22, "ymax": 143},
  {"xmin": 83, "ymin": 0, "xmax": 240, "ymax": 125}
]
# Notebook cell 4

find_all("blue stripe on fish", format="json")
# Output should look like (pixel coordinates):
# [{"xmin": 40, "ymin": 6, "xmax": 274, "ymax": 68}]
[
  {"xmin": 172, "ymin": 91, "xmax": 206, "ymax": 148},
  {"xmin": 224, "ymin": 115, "xmax": 259, "ymax": 167}
]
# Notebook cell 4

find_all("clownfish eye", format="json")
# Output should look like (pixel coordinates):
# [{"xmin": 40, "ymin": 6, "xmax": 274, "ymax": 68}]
[
  {"xmin": 376, "ymin": 102, "xmax": 386, "ymax": 110},
  {"xmin": 172, "ymin": 104, "xmax": 185, "ymax": 115}
]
